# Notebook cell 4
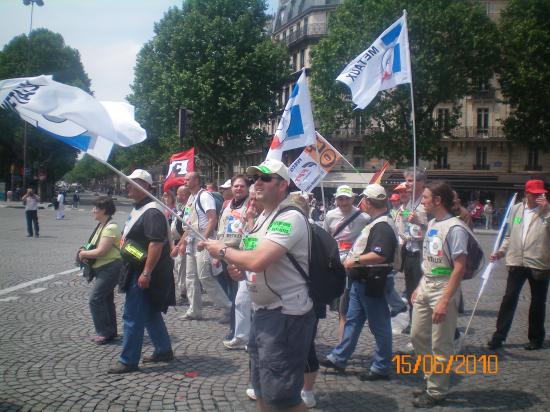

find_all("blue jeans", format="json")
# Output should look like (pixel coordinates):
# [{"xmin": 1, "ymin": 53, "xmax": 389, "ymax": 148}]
[
  {"xmin": 25, "ymin": 210, "xmax": 39, "ymax": 236},
  {"xmin": 119, "ymin": 275, "xmax": 172, "ymax": 366},
  {"xmin": 329, "ymin": 277, "xmax": 393, "ymax": 375}
]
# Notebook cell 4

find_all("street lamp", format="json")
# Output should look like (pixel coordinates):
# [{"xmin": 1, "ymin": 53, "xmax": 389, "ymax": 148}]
[{"xmin": 21, "ymin": 0, "xmax": 44, "ymax": 190}]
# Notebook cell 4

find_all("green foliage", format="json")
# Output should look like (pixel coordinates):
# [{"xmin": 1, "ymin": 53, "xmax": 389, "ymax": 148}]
[
  {"xmin": 0, "ymin": 29, "xmax": 91, "ymax": 183},
  {"xmin": 310, "ymin": 0, "xmax": 499, "ymax": 164},
  {"xmin": 498, "ymin": 0, "xmax": 550, "ymax": 150},
  {"xmin": 63, "ymin": 154, "xmax": 114, "ymax": 184},
  {"xmin": 125, "ymin": 0, "xmax": 289, "ymax": 172}
]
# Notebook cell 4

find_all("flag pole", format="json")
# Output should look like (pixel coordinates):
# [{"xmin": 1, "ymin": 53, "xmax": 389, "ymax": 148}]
[
  {"xmin": 462, "ymin": 193, "xmax": 518, "ymax": 339},
  {"xmin": 96, "ymin": 158, "xmax": 206, "ymax": 241},
  {"xmin": 313, "ymin": 142, "xmax": 327, "ymax": 213},
  {"xmin": 403, "ymin": 9, "xmax": 417, "ymax": 200}
]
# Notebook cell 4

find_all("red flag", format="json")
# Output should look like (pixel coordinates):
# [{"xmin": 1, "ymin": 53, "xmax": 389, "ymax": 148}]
[
  {"xmin": 163, "ymin": 148, "xmax": 195, "ymax": 192},
  {"xmin": 369, "ymin": 160, "xmax": 390, "ymax": 184}
]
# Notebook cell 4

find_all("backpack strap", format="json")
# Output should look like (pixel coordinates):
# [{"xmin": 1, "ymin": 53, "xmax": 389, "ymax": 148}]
[
  {"xmin": 332, "ymin": 209, "xmax": 362, "ymax": 238},
  {"xmin": 267, "ymin": 205, "xmax": 311, "ymax": 283}
]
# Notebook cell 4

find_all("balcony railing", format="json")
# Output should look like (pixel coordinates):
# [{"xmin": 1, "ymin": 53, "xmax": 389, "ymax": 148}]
[
  {"xmin": 448, "ymin": 126, "xmax": 505, "ymax": 139},
  {"xmin": 470, "ymin": 88, "xmax": 496, "ymax": 100},
  {"xmin": 433, "ymin": 164, "xmax": 450, "ymax": 170},
  {"xmin": 525, "ymin": 165, "xmax": 543, "ymax": 171},
  {"xmin": 285, "ymin": 23, "xmax": 327, "ymax": 45}
]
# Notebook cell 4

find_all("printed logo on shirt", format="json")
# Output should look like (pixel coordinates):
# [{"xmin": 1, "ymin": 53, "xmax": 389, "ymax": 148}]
[
  {"xmin": 428, "ymin": 228, "xmax": 439, "ymax": 237},
  {"xmin": 409, "ymin": 223, "xmax": 422, "ymax": 237},
  {"xmin": 225, "ymin": 214, "xmax": 243, "ymax": 234},
  {"xmin": 374, "ymin": 246, "xmax": 382, "ymax": 253},
  {"xmin": 428, "ymin": 236, "xmax": 444, "ymax": 257},
  {"xmin": 268, "ymin": 221, "xmax": 293, "ymax": 235},
  {"xmin": 242, "ymin": 236, "xmax": 258, "ymax": 251}
]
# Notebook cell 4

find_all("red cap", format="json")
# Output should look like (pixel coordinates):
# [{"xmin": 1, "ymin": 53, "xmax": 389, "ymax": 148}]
[
  {"xmin": 389, "ymin": 193, "xmax": 400, "ymax": 201},
  {"xmin": 525, "ymin": 180, "xmax": 547, "ymax": 194}
]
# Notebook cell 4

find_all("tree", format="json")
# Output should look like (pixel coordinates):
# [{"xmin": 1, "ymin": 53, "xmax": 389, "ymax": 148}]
[
  {"xmin": 498, "ymin": 0, "xmax": 550, "ymax": 150},
  {"xmin": 310, "ymin": 0, "xmax": 499, "ymax": 164},
  {"xmin": 63, "ymin": 155, "xmax": 114, "ymax": 186},
  {"xmin": 0, "ymin": 29, "xmax": 91, "ymax": 190},
  {"xmin": 126, "ymin": 0, "xmax": 290, "ymax": 175}
]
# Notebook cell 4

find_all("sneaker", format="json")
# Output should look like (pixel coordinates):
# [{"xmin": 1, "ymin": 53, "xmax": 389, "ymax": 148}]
[
  {"xmin": 524, "ymin": 341, "xmax": 543, "ymax": 351},
  {"xmin": 142, "ymin": 350, "xmax": 174, "ymax": 363},
  {"xmin": 413, "ymin": 387, "xmax": 427, "ymax": 398},
  {"xmin": 487, "ymin": 337, "xmax": 503, "ymax": 350},
  {"xmin": 412, "ymin": 392, "xmax": 445, "ymax": 408},
  {"xmin": 300, "ymin": 390, "xmax": 316, "ymax": 408},
  {"xmin": 107, "ymin": 361, "xmax": 139, "ymax": 374},
  {"xmin": 405, "ymin": 342, "xmax": 415, "ymax": 353},
  {"xmin": 26, "ymin": 234, "xmax": 33, "ymax": 237},
  {"xmin": 35, "ymin": 234, "xmax": 39, "ymax": 238},
  {"xmin": 180, "ymin": 312, "xmax": 202, "ymax": 321},
  {"xmin": 223, "ymin": 337, "xmax": 247, "ymax": 350},
  {"xmin": 319, "ymin": 355, "xmax": 346, "ymax": 372},
  {"xmin": 359, "ymin": 370, "xmax": 390, "ymax": 381},
  {"xmin": 246, "ymin": 388, "xmax": 257, "ymax": 401}
]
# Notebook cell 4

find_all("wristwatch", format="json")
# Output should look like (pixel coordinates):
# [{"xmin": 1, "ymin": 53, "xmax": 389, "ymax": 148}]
[
  {"xmin": 141, "ymin": 271, "xmax": 151, "ymax": 279},
  {"xmin": 354, "ymin": 255, "xmax": 361, "ymax": 265},
  {"xmin": 219, "ymin": 246, "xmax": 229, "ymax": 258}
]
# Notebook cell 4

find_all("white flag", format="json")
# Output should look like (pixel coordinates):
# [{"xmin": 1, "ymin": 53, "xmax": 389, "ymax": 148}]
[
  {"xmin": 266, "ymin": 69, "xmax": 316, "ymax": 160},
  {"xmin": 0, "ymin": 75, "xmax": 146, "ymax": 161},
  {"xmin": 336, "ymin": 11, "xmax": 411, "ymax": 109},
  {"xmin": 289, "ymin": 132, "xmax": 343, "ymax": 192}
]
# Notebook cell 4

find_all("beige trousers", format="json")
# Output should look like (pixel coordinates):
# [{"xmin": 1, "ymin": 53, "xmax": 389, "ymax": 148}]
[{"xmin": 411, "ymin": 276, "xmax": 460, "ymax": 399}]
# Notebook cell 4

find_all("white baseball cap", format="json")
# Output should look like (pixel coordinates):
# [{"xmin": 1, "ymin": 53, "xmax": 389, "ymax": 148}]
[
  {"xmin": 246, "ymin": 159, "xmax": 290, "ymax": 183},
  {"xmin": 335, "ymin": 185, "xmax": 354, "ymax": 198},
  {"xmin": 127, "ymin": 169, "xmax": 153, "ymax": 186},
  {"xmin": 220, "ymin": 179, "xmax": 232, "ymax": 189},
  {"xmin": 362, "ymin": 184, "xmax": 387, "ymax": 200}
]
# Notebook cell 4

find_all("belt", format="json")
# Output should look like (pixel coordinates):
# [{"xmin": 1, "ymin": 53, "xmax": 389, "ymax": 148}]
[{"xmin": 405, "ymin": 251, "xmax": 420, "ymax": 257}]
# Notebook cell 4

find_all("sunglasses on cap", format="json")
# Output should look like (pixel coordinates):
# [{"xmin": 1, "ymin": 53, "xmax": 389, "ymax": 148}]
[{"xmin": 251, "ymin": 174, "xmax": 282, "ymax": 183}]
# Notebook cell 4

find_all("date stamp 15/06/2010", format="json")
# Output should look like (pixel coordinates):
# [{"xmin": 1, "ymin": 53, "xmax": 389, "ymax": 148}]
[{"xmin": 393, "ymin": 354, "xmax": 498, "ymax": 375}]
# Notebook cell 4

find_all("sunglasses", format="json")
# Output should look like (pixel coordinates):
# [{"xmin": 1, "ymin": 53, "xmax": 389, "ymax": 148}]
[{"xmin": 251, "ymin": 174, "xmax": 281, "ymax": 183}]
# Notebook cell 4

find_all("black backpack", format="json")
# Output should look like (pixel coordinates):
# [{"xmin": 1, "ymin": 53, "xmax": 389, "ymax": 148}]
[
  {"xmin": 444, "ymin": 224, "xmax": 485, "ymax": 280},
  {"xmin": 270, "ymin": 206, "xmax": 346, "ymax": 305}
]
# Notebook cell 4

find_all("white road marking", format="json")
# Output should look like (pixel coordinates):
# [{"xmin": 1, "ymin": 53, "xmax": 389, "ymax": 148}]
[
  {"xmin": 0, "ymin": 296, "xmax": 19, "ymax": 302},
  {"xmin": 0, "ymin": 268, "xmax": 81, "ymax": 296},
  {"xmin": 28, "ymin": 287, "xmax": 47, "ymax": 294}
]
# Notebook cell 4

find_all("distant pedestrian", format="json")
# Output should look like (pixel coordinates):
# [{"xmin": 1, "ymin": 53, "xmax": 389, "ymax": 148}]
[
  {"xmin": 72, "ymin": 191, "xmax": 80, "ymax": 209},
  {"xmin": 483, "ymin": 200, "xmax": 494, "ymax": 229},
  {"xmin": 22, "ymin": 188, "xmax": 39, "ymax": 238},
  {"xmin": 77, "ymin": 196, "xmax": 122, "ymax": 345},
  {"xmin": 56, "ymin": 191, "xmax": 65, "ymax": 220}
]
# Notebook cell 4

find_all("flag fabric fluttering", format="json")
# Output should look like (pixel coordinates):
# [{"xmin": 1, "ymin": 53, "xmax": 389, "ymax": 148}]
[
  {"xmin": 266, "ymin": 69, "xmax": 316, "ymax": 161},
  {"xmin": 0, "ymin": 75, "xmax": 146, "ymax": 161},
  {"xmin": 288, "ymin": 132, "xmax": 342, "ymax": 193},
  {"xmin": 336, "ymin": 11, "xmax": 411, "ymax": 109},
  {"xmin": 369, "ymin": 160, "xmax": 390, "ymax": 185},
  {"xmin": 164, "ymin": 148, "xmax": 195, "ymax": 192}
]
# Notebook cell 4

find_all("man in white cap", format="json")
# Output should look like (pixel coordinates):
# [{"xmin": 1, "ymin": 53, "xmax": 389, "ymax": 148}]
[
  {"xmin": 109, "ymin": 169, "xmax": 175, "ymax": 373},
  {"xmin": 320, "ymin": 184, "xmax": 398, "ymax": 382},
  {"xmin": 201, "ymin": 159, "xmax": 315, "ymax": 411},
  {"xmin": 219, "ymin": 179, "xmax": 234, "ymax": 208},
  {"xmin": 324, "ymin": 185, "xmax": 370, "ymax": 341}
]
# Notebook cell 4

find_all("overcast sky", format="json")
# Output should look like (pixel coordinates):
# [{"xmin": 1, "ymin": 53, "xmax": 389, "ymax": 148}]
[{"xmin": 0, "ymin": 0, "xmax": 279, "ymax": 102}]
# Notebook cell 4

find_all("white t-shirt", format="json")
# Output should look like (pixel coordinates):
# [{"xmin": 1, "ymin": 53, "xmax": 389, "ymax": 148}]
[
  {"xmin": 24, "ymin": 195, "xmax": 38, "ymax": 211},
  {"xmin": 522, "ymin": 206, "xmax": 539, "ymax": 244},
  {"xmin": 241, "ymin": 199, "xmax": 312, "ymax": 315},
  {"xmin": 193, "ymin": 190, "xmax": 216, "ymax": 232}
]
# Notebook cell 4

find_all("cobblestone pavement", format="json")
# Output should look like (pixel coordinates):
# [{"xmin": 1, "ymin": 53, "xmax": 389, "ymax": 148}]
[{"xmin": 1, "ymin": 202, "xmax": 549, "ymax": 411}]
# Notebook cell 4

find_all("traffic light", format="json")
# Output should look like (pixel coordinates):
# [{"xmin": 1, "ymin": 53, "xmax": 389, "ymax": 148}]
[{"xmin": 178, "ymin": 108, "xmax": 194, "ymax": 148}]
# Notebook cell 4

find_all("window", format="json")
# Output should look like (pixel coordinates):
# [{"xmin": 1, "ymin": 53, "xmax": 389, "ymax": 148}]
[
  {"xmin": 292, "ymin": 53, "xmax": 298, "ymax": 71},
  {"xmin": 435, "ymin": 147, "xmax": 448, "ymax": 169},
  {"xmin": 475, "ymin": 146, "xmax": 488, "ymax": 169},
  {"xmin": 527, "ymin": 147, "xmax": 541, "ymax": 170},
  {"xmin": 437, "ymin": 108, "xmax": 450, "ymax": 132},
  {"xmin": 300, "ymin": 49, "xmax": 305, "ymax": 69},
  {"xmin": 353, "ymin": 146, "xmax": 364, "ymax": 169},
  {"xmin": 355, "ymin": 113, "xmax": 365, "ymax": 135},
  {"xmin": 303, "ymin": 17, "xmax": 309, "ymax": 34},
  {"xmin": 476, "ymin": 108, "xmax": 489, "ymax": 136}
]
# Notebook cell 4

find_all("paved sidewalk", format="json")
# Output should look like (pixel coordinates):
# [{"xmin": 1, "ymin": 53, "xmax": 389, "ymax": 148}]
[{"xmin": 0, "ymin": 205, "xmax": 549, "ymax": 411}]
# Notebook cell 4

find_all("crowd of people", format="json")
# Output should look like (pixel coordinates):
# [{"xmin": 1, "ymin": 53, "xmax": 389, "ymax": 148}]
[{"xmin": 72, "ymin": 162, "xmax": 549, "ymax": 411}]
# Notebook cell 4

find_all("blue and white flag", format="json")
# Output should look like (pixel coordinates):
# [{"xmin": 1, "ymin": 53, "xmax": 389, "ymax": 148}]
[
  {"xmin": 336, "ymin": 11, "xmax": 412, "ymax": 109},
  {"xmin": 266, "ymin": 69, "xmax": 316, "ymax": 161},
  {"xmin": 0, "ymin": 75, "xmax": 146, "ymax": 161}
]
